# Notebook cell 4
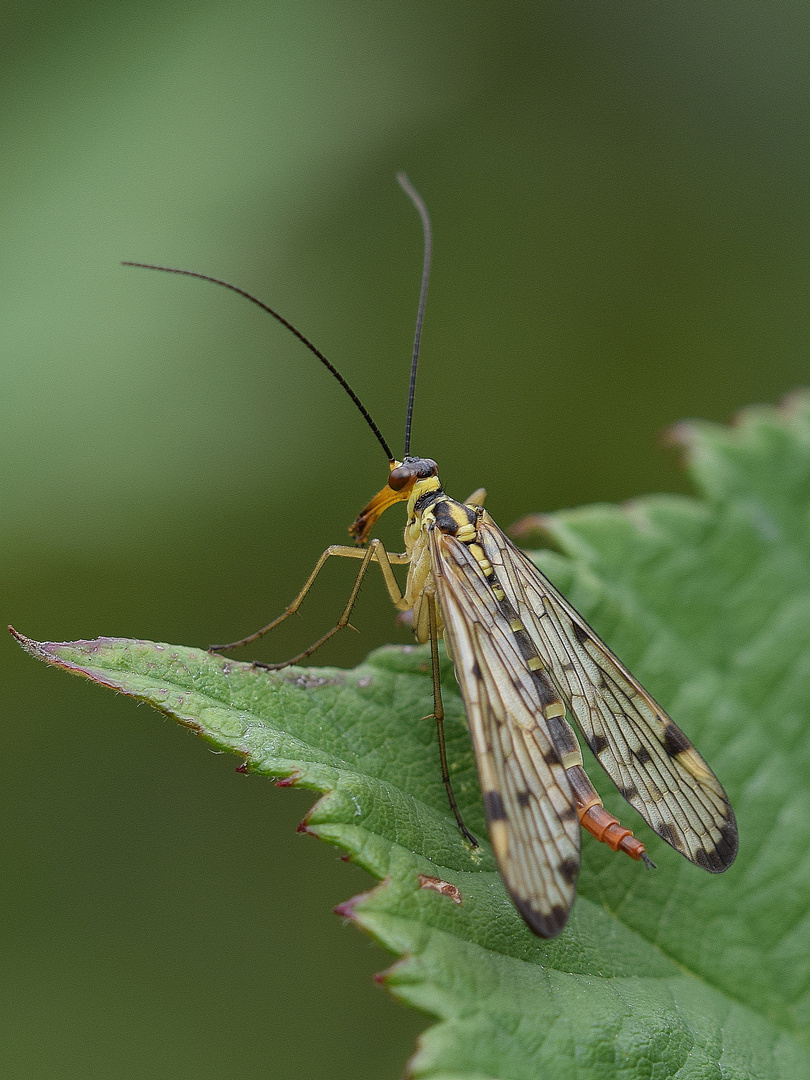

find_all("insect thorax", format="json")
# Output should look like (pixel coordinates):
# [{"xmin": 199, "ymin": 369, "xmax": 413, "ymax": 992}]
[
  {"xmin": 404, "ymin": 480, "xmax": 491, "ymax": 644},
  {"xmin": 406, "ymin": 482, "xmax": 477, "ymax": 550}
]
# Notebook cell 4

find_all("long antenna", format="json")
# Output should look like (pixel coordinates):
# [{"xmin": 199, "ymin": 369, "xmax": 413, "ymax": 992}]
[
  {"xmin": 122, "ymin": 262, "xmax": 395, "ymax": 463},
  {"xmin": 396, "ymin": 173, "xmax": 432, "ymax": 457}
]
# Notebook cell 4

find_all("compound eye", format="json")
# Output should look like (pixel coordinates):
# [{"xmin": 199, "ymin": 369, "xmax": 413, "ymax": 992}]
[{"xmin": 388, "ymin": 465, "xmax": 413, "ymax": 491}]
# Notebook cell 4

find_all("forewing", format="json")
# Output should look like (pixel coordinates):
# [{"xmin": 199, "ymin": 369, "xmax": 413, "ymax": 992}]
[
  {"xmin": 478, "ymin": 516, "xmax": 738, "ymax": 872},
  {"xmin": 429, "ymin": 529, "xmax": 581, "ymax": 937}
]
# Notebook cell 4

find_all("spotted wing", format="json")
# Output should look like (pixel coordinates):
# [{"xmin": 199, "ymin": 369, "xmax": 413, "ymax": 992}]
[
  {"xmin": 477, "ymin": 515, "xmax": 738, "ymax": 872},
  {"xmin": 429, "ymin": 528, "xmax": 582, "ymax": 937}
]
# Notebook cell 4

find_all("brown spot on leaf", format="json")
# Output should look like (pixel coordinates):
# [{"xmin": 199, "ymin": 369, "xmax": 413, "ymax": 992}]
[{"xmin": 418, "ymin": 875, "xmax": 463, "ymax": 905}]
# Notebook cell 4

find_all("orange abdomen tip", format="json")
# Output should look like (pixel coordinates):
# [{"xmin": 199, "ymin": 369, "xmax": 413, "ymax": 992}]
[{"xmin": 580, "ymin": 803, "xmax": 647, "ymax": 862}]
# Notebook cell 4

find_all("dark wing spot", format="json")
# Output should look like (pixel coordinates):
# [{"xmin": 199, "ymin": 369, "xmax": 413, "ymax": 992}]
[
  {"xmin": 620, "ymin": 784, "xmax": 639, "ymax": 803},
  {"xmin": 589, "ymin": 734, "xmax": 609, "ymax": 756},
  {"xmin": 513, "ymin": 628, "xmax": 536, "ymax": 659},
  {"xmin": 547, "ymin": 715, "xmax": 577, "ymax": 755},
  {"xmin": 543, "ymin": 747, "xmax": 561, "ymax": 767},
  {"xmin": 694, "ymin": 847, "xmax": 723, "ymax": 872},
  {"xmin": 471, "ymin": 660, "xmax": 483, "ymax": 680},
  {"xmin": 663, "ymin": 722, "xmax": 692, "ymax": 758},
  {"xmin": 516, "ymin": 790, "xmax": 532, "ymax": 808},
  {"xmin": 558, "ymin": 857, "xmax": 579, "ymax": 886},
  {"xmin": 633, "ymin": 746, "xmax": 653, "ymax": 765},
  {"xmin": 706, "ymin": 820, "xmax": 739, "ymax": 871},
  {"xmin": 572, "ymin": 623, "xmax": 590, "ymax": 646},
  {"xmin": 719, "ymin": 819, "xmax": 739, "ymax": 857},
  {"xmin": 483, "ymin": 790, "xmax": 507, "ymax": 822},
  {"xmin": 656, "ymin": 821, "xmax": 679, "ymax": 849},
  {"xmin": 532, "ymin": 670, "xmax": 563, "ymax": 710},
  {"xmin": 560, "ymin": 804, "xmax": 579, "ymax": 824},
  {"xmin": 511, "ymin": 895, "xmax": 571, "ymax": 939}
]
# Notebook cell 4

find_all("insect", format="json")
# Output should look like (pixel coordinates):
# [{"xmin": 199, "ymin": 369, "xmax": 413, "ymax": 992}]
[{"xmin": 125, "ymin": 175, "xmax": 737, "ymax": 938}]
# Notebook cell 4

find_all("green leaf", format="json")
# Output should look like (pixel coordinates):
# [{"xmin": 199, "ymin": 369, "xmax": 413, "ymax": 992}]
[{"xmin": 13, "ymin": 394, "xmax": 810, "ymax": 1079}]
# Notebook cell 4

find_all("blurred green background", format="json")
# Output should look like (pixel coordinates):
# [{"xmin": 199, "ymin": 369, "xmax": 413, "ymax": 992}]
[{"xmin": 4, "ymin": 3, "xmax": 810, "ymax": 1077}]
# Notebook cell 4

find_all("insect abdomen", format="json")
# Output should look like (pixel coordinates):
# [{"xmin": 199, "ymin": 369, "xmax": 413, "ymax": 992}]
[
  {"xmin": 467, "ymin": 532, "xmax": 650, "ymax": 866},
  {"xmin": 565, "ymin": 764, "xmax": 647, "ymax": 860}
]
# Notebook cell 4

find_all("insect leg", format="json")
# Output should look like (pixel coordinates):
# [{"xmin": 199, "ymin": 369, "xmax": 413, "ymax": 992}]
[
  {"xmin": 209, "ymin": 541, "xmax": 409, "ymax": 664},
  {"xmin": 426, "ymin": 593, "xmax": 478, "ymax": 847}
]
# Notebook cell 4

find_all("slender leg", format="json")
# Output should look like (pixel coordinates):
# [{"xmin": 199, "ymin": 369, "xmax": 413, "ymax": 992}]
[
  {"xmin": 426, "ymin": 593, "xmax": 478, "ymax": 847},
  {"xmin": 209, "ymin": 541, "xmax": 409, "ymax": 665},
  {"xmin": 253, "ymin": 542, "xmax": 379, "ymax": 670}
]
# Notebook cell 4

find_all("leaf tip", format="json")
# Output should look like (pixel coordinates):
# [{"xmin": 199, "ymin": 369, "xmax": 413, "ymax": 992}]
[
  {"xmin": 276, "ymin": 770, "xmax": 303, "ymax": 788},
  {"xmin": 333, "ymin": 885, "xmax": 377, "ymax": 924},
  {"xmin": 334, "ymin": 879, "xmax": 393, "ymax": 930},
  {"xmin": 333, "ymin": 897, "xmax": 360, "ymax": 922},
  {"xmin": 508, "ymin": 512, "xmax": 556, "ymax": 546},
  {"xmin": 8, "ymin": 626, "xmax": 59, "ymax": 662},
  {"xmin": 662, "ymin": 419, "xmax": 698, "ymax": 452}
]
